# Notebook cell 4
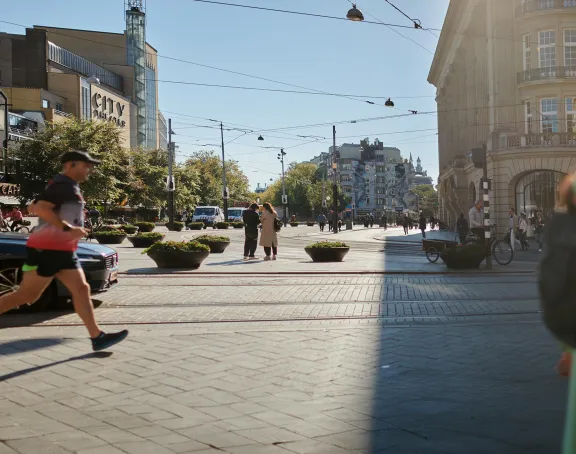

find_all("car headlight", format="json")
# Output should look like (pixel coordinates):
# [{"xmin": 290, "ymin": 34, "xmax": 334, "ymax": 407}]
[{"xmin": 78, "ymin": 257, "xmax": 102, "ymax": 263}]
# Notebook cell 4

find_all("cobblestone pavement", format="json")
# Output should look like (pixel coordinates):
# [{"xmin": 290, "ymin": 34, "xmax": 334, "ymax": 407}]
[{"xmin": 0, "ymin": 321, "xmax": 566, "ymax": 454}]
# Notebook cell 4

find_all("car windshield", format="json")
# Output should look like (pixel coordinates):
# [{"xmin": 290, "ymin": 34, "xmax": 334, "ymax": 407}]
[
  {"xmin": 228, "ymin": 209, "xmax": 243, "ymax": 217},
  {"xmin": 194, "ymin": 208, "xmax": 216, "ymax": 216}
]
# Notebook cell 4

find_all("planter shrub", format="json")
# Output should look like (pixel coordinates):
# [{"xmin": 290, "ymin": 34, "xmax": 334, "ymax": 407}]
[
  {"xmin": 306, "ymin": 222, "xmax": 315, "ymax": 227},
  {"xmin": 121, "ymin": 224, "xmax": 138, "ymax": 235},
  {"xmin": 231, "ymin": 222, "xmax": 244, "ymax": 229},
  {"xmin": 93, "ymin": 229, "xmax": 127, "ymax": 245},
  {"xmin": 440, "ymin": 243, "xmax": 485, "ymax": 269},
  {"xmin": 290, "ymin": 222, "xmax": 299, "ymax": 227},
  {"xmin": 195, "ymin": 235, "xmax": 231, "ymax": 253},
  {"xmin": 215, "ymin": 222, "xmax": 230, "ymax": 230},
  {"xmin": 165, "ymin": 221, "xmax": 185, "ymax": 232},
  {"xmin": 127, "ymin": 232, "xmax": 165, "ymax": 248},
  {"xmin": 103, "ymin": 218, "xmax": 117, "ymax": 225},
  {"xmin": 144, "ymin": 241, "xmax": 210, "ymax": 269},
  {"xmin": 134, "ymin": 221, "xmax": 155, "ymax": 233},
  {"xmin": 305, "ymin": 241, "xmax": 350, "ymax": 263},
  {"xmin": 187, "ymin": 222, "xmax": 205, "ymax": 230}
]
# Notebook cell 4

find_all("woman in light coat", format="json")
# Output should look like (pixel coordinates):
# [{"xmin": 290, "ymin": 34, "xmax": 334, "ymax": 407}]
[{"xmin": 259, "ymin": 202, "xmax": 278, "ymax": 261}]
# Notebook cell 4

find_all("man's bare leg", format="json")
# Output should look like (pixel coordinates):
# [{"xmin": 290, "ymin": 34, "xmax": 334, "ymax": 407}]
[
  {"xmin": 0, "ymin": 270, "xmax": 53, "ymax": 314},
  {"xmin": 55, "ymin": 269, "xmax": 101, "ymax": 338}
]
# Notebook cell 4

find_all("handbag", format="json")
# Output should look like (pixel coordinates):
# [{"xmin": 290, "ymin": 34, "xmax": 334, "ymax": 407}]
[{"xmin": 274, "ymin": 218, "xmax": 282, "ymax": 232}]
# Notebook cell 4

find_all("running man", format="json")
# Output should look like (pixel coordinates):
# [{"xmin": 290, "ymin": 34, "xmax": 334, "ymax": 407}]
[{"xmin": 0, "ymin": 150, "xmax": 128, "ymax": 351}]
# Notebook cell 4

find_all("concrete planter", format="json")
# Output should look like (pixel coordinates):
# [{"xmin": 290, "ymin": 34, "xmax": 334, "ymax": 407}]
[
  {"xmin": 148, "ymin": 250, "xmax": 210, "ymax": 269},
  {"xmin": 305, "ymin": 247, "xmax": 350, "ymax": 262}
]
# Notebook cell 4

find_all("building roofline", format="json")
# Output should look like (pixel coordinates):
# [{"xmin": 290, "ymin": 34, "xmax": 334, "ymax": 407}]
[{"xmin": 33, "ymin": 25, "xmax": 158, "ymax": 52}]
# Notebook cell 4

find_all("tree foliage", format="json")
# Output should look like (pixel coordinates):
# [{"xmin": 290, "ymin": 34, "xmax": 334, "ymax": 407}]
[
  {"xmin": 259, "ymin": 162, "xmax": 348, "ymax": 217},
  {"xmin": 411, "ymin": 184, "xmax": 438, "ymax": 217},
  {"xmin": 184, "ymin": 150, "xmax": 251, "ymax": 205},
  {"xmin": 15, "ymin": 119, "xmax": 129, "ymax": 204}
]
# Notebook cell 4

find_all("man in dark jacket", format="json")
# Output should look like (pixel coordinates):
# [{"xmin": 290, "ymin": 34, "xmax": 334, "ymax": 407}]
[
  {"xmin": 456, "ymin": 213, "xmax": 469, "ymax": 244},
  {"xmin": 243, "ymin": 203, "xmax": 261, "ymax": 260}
]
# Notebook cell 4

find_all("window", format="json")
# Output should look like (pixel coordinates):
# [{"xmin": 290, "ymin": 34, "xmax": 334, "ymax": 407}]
[
  {"xmin": 55, "ymin": 103, "xmax": 63, "ymax": 111},
  {"xmin": 567, "ymin": 98, "xmax": 576, "ymax": 133},
  {"xmin": 80, "ymin": 78, "xmax": 91, "ymax": 120},
  {"xmin": 525, "ymin": 101, "xmax": 533, "ymax": 134},
  {"xmin": 541, "ymin": 98, "xmax": 558, "ymax": 133},
  {"xmin": 565, "ymin": 30, "xmax": 576, "ymax": 67},
  {"xmin": 523, "ymin": 34, "xmax": 531, "ymax": 71},
  {"xmin": 42, "ymin": 99, "xmax": 50, "ymax": 108},
  {"xmin": 539, "ymin": 30, "xmax": 556, "ymax": 68}
]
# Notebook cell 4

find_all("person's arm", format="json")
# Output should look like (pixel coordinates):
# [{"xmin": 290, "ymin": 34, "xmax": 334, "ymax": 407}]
[{"xmin": 34, "ymin": 185, "xmax": 86, "ymax": 240}]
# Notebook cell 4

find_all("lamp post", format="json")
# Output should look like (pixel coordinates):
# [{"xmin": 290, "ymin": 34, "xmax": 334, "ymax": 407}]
[
  {"xmin": 278, "ymin": 149, "xmax": 287, "ymax": 226},
  {"xmin": 0, "ymin": 90, "xmax": 10, "ymax": 180},
  {"xmin": 220, "ymin": 122, "xmax": 229, "ymax": 222},
  {"xmin": 332, "ymin": 125, "xmax": 339, "ymax": 234},
  {"xmin": 167, "ymin": 119, "xmax": 176, "ymax": 226}
]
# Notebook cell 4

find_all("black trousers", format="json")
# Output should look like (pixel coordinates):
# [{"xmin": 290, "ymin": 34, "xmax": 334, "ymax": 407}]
[
  {"xmin": 264, "ymin": 246, "xmax": 278, "ymax": 256},
  {"xmin": 319, "ymin": 223, "xmax": 325, "ymax": 232},
  {"xmin": 244, "ymin": 236, "xmax": 257, "ymax": 257}
]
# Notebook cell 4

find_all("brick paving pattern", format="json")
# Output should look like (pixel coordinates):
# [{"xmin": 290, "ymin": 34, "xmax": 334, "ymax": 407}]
[{"xmin": 0, "ymin": 322, "xmax": 566, "ymax": 453}]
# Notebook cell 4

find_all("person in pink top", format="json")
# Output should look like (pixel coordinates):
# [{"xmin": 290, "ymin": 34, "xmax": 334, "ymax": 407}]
[{"xmin": 7, "ymin": 206, "xmax": 23, "ymax": 231}]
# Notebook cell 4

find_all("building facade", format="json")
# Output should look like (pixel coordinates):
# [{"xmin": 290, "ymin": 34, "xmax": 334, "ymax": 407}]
[
  {"xmin": 326, "ymin": 139, "xmax": 433, "ymax": 216},
  {"xmin": 429, "ymin": 0, "xmax": 576, "ymax": 233},
  {"xmin": 0, "ymin": 22, "xmax": 163, "ymax": 149}
]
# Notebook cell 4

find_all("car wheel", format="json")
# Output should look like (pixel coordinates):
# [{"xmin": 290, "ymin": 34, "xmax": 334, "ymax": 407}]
[{"xmin": 0, "ymin": 260, "xmax": 55, "ymax": 312}]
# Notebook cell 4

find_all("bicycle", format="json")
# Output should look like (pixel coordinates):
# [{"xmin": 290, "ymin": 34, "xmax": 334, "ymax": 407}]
[
  {"xmin": 461, "ymin": 224, "xmax": 514, "ymax": 266},
  {"xmin": 0, "ymin": 220, "xmax": 31, "ymax": 234}
]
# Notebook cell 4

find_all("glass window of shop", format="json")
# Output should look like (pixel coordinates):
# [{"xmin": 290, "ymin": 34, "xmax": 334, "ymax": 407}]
[
  {"xmin": 515, "ymin": 170, "xmax": 564, "ymax": 222},
  {"xmin": 145, "ymin": 67, "xmax": 157, "ymax": 149},
  {"xmin": 81, "ymin": 78, "xmax": 91, "ymax": 120}
]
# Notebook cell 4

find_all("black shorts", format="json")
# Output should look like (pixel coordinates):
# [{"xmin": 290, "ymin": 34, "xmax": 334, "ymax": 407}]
[{"xmin": 24, "ymin": 247, "xmax": 80, "ymax": 277}]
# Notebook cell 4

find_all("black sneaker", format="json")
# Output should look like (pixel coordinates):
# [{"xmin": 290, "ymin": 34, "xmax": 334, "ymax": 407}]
[{"xmin": 91, "ymin": 330, "xmax": 129, "ymax": 351}]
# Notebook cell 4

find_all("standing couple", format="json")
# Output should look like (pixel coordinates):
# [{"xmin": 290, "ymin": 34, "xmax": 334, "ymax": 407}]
[{"xmin": 242, "ymin": 202, "xmax": 279, "ymax": 261}]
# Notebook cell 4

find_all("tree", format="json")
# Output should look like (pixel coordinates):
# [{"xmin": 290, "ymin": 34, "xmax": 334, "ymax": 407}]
[
  {"xmin": 125, "ymin": 149, "xmax": 169, "ymax": 209},
  {"xmin": 183, "ymin": 150, "xmax": 251, "ymax": 205},
  {"xmin": 411, "ymin": 184, "xmax": 438, "ymax": 217},
  {"xmin": 259, "ymin": 162, "xmax": 348, "ymax": 218},
  {"xmin": 14, "ymin": 118, "xmax": 129, "ymax": 205}
]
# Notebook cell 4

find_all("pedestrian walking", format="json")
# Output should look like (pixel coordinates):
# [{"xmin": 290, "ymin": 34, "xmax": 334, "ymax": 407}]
[
  {"xmin": 317, "ymin": 213, "xmax": 327, "ymax": 232},
  {"xmin": 535, "ymin": 211, "xmax": 545, "ymax": 252},
  {"xmin": 419, "ymin": 213, "xmax": 427, "ymax": 239},
  {"xmin": 382, "ymin": 214, "xmax": 387, "ymax": 230},
  {"xmin": 242, "ymin": 203, "xmax": 260, "ymax": 260},
  {"xmin": 260, "ymin": 202, "xmax": 278, "ymax": 261},
  {"xmin": 518, "ymin": 212, "xmax": 530, "ymax": 251},
  {"xmin": 369, "ymin": 214, "xmax": 374, "ymax": 228},
  {"xmin": 402, "ymin": 214, "xmax": 409, "ymax": 235},
  {"xmin": 429, "ymin": 215, "xmax": 436, "ymax": 230},
  {"xmin": 0, "ymin": 150, "xmax": 128, "ymax": 351},
  {"xmin": 469, "ymin": 200, "xmax": 484, "ymax": 241},
  {"xmin": 456, "ymin": 213, "xmax": 469, "ymax": 244}
]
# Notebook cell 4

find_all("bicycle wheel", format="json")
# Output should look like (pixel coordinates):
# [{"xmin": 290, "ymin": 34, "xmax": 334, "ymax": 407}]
[
  {"xmin": 492, "ymin": 239, "xmax": 513, "ymax": 265},
  {"xmin": 426, "ymin": 247, "xmax": 440, "ymax": 263}
]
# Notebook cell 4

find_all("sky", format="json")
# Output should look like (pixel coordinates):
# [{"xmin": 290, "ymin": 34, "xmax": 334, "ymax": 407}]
[{"xmin": 2, "ymin": 0, "xmax": 450, "ymax": 191}]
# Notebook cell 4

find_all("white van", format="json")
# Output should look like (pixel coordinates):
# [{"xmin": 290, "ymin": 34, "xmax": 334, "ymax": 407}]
[
  {"xmin": 227, "ymin": 207, "xmax": 247, "ymax": 223},
  {"xmin": 192, "ymin": 206, "xmax": 224, "ymax": 228}
]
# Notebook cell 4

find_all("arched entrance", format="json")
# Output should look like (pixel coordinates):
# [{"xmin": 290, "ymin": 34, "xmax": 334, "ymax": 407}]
[{"xmin": 515, "ymin": 170, "xmax": 564, "ymax": 221}]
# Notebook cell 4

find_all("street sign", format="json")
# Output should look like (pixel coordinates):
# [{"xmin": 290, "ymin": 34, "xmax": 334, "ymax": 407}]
[
  {"xmin": 282, "ymin": 194, "xmax": 288, "ymax": 204},
  {"xmin": 222, "ymin": 187, "xmax": 229, "ymax": 200},
  {"xmin": 165, "ymin": 176, "xmax": 175, "ymax": 192}
]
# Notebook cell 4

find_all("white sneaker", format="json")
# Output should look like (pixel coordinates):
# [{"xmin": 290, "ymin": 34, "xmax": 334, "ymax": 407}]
[
  {"xmin": 243, "ymin": 256, "xmax": 249, "ymax": 261},
  {"xmin": 539, "ymin": 249, "xmax": 543, "ymax": 252},
  {"xmin": 264, "ymin": 256, "xmax": 271, "ymax": 261},
  {"xmin": 249, "ymin": 256, "xmax": 259, "ymax": 260}
]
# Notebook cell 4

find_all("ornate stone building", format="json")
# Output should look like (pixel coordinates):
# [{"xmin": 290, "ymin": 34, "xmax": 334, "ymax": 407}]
[{"xmin": 428, "ymin": 0, "xmax": 576, "ymax": 232}]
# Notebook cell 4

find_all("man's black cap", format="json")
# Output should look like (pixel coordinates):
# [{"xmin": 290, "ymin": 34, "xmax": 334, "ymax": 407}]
[{"xmin": 61, "ymin": 150, "xmax": 101, "ymax": 165}]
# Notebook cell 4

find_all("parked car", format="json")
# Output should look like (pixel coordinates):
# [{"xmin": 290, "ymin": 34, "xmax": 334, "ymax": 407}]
[
  {"xmin": 191, "ymin": 206, "xmax": 225, "ymax": 228},
  {"xmin": 0, "ymin": 233, "xmax": 119, "ymax": 311}
]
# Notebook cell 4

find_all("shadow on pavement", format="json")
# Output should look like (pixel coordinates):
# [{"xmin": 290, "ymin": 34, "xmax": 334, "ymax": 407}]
[
  {"xmin": 0, "ymin": 338, "xmax": 64, "ymax": 355},
  {"xmin": 0, "ymin": 349, "xmax": 113, "ymax": 382},
  {"xmin": 369, "ymin": 227, "xmax": 566, "ymax": 453}
]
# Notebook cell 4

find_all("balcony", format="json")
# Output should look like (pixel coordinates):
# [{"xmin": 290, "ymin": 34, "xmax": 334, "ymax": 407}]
[
  {"xmin": 517, "ymin": 66, "xmax": 576, "ymax": 84},
  {"xmin": 505, "ymin": 133, "xmax": 576, "ymax": 149},
  {"xmin": 516, "ymin": 0, "xmax": 576, "ymax": 16}
]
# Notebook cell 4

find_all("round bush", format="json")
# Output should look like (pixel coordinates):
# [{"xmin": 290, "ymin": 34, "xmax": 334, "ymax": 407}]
[
  {"xmin": 121, "ymin": 224, "xmax": 138, "ymax": 235},
  {"xmin": 305, "ymin": 241, "xmax": 349, "ymax": 249},
  {"xmin": 143, "ymin": 240, "xmax": 210, "ymax": 254},
  {"xmin": 290, "ymin": 222, "xmax": 299, "ymax": 227},
  {"xmin": 135, "ymin": 232, "xmax": 164, "ymax": 240},
  {"xmin": 187, "ymin": 222, "xmax": 205, "ymax": 230},
  {"xmin": 134, "ymin": 222, "xmax": 155, "ymax": 233},
  {"xmin": 195, "ymin": 235, "xmax": 230, "ymax": 243},
  {"xmin": 215, "ymin": 222, "xmax": 230, "ymax": 229},
  {"xmin": 231, "ymin": 222, "xmax": 244, "ymax": 229},
  {"xmin": 103, "ymin": 219, "xmax": 117, "ymax": 225},
  {"xmin": 165, "ymin": 221, "xmax": 185, "ymax": 232}
]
